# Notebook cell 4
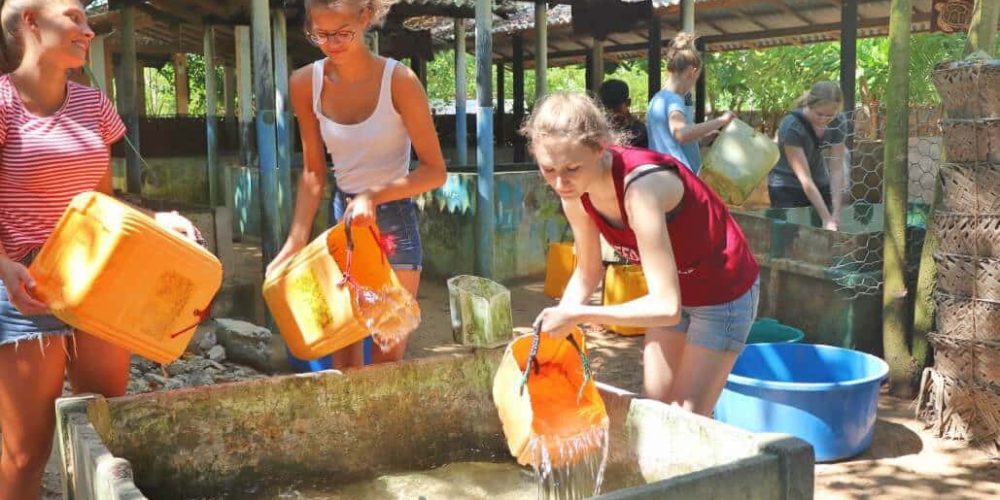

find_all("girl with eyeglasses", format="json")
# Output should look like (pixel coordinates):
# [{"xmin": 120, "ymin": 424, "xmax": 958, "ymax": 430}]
[
  {"xmin": 266, "ymin": 0, "xmax": 446, "ymax": 370},
  {"xmin": 767, "ymin": 81, "xmax": 849, "ymax": 231}
]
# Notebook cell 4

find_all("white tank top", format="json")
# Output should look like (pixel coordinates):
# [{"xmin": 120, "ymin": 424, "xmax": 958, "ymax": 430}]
[{"xmin": 312, "ymin": 58, "xmax": 411, "ymax": 194}]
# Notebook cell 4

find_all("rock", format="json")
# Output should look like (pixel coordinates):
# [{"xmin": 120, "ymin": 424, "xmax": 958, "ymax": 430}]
[
  {"xmin": 126, "ymin": 378, "xmax": 151, "ymax": 394},
  {"xmin": 182, "ymin": 372, "xmax": 215, "ymax": 387},
  {"xmin": 145, "ymin": 373, "xmax": 167, "ymax": 386},
  {"xmin": 207, "ymin": 345, "xmax": 227, "ymax": 362},
  {"xmin": 187, "ymin": 321, "xmax": 218, "ymax": 354},
  {"xmin": 164, "ymin": 378, "xmax": 185, "ymax": 391},
  {"xmin": 214, "ymin": 318, "xmax": 274, "ymax": 372},
  {"xmin": 131, "ymin": 356, "xmax": 158, "ymax": 373}
]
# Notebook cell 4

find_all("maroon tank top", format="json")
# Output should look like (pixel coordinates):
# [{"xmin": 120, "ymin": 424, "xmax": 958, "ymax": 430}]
[{"xmin": 581, "ymin": 146, "xmax": 759, "ymax": 306}]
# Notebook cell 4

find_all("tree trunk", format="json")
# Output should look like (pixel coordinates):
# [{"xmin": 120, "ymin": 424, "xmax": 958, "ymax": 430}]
[
  {"xmin": 882, "ymin": 0, "xmax": 918, "ymax": 398},
  {"xmin": 964, "ymin": 0, "xmax": 1000, "ymax": 58}
]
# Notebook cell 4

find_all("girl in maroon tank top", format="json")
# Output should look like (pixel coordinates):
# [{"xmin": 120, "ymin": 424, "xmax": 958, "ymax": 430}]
[{"xmin": 522, "ymin": 93, "xmax": 760, "ymax": 416}]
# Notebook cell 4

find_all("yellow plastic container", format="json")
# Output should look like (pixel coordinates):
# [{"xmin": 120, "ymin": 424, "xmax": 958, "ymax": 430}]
[
  {"xmin": 492, "ymin": 328, "xmax": 608, "ymax": 468},
  {"xmin": 28, "ymin": 192, "xmax": 223, "ymax": 364},
  {"xmin": 543, "ymin": 242, "xmax": 576, "ymax": 299},
  {"xmin": 262, "ymin": 222, "xmax": 409, "ymax": 360},
  {"xmin": 700, "ymin": 118, "xmax": 780, "ymax": 206},
  {"xmin": 602, "ymin": 264, "xmax": 648, "ymax": 336}
]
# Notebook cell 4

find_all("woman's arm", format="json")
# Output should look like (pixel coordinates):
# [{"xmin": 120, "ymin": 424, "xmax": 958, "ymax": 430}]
[
  {"xmin": 346, "ymin": 64, "xmax": 446, "ymax": 226},
  {"xmin": 266, "ymin": 67, "xmax": 328, "ymax": 275},
  {"xmin": 827, "ymin": 142, "xmax": 847, "ymax": 222},
  {"xmin": 670, "ymin": 110, "xmax": 735, "ymax": 144},
  {"xmin": 557, "ymin": 197, "xmax": 605, "ymax": 307},
  {"xmin": 536, "ymin": 170, "xmax": 683, "ymax": 336},
  {"xmin": 785, "ymin": 144, "xmax": 837, "ymax": 230}
]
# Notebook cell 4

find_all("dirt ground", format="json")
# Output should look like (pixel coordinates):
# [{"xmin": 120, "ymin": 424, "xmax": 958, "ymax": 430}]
[{"xmin": 39, "ymin": 277, "xmax": 999, "ymax": 499}]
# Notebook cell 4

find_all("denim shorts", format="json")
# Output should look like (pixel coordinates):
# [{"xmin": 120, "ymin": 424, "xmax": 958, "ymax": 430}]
[
  {"xmin": 331, "ymin": 190, "xmax": 423, "ymax": 271},
  {"xmin": 0, "ymin": 250, "xmax": 73, "ymax": 347},
  {"xmin": 664, "ymin": 277, "xmax": 760, "ymax": 353}
]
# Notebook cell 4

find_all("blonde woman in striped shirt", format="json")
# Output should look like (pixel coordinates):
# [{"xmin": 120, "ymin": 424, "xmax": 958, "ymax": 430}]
[{"xmin": 0, "ymin": 1, "xmax": 196, "ymax": 496}]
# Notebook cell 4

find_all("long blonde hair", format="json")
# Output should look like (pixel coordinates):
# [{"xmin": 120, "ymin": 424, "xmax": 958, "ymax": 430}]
[{"xmin": 794, "ymin": 81, "xmax": 843, "ymax": 110}]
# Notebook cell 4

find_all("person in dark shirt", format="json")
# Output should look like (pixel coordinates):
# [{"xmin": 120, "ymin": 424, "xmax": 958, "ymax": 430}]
[{"xmin": 599, "ymin": 79, "xmax": 649, "ymax": 148}]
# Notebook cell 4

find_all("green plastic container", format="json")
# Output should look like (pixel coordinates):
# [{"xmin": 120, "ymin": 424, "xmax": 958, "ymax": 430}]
[
  {"xmin": 447, "ymin": 275, "xmax": 514, "ymax": 346},
  {"xmin": 747, "ymin": 318, "xmax": 805, "ymax": 344}
]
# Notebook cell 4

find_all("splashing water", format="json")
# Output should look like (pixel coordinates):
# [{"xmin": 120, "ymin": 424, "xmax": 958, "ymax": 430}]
[
  {"xmin": 530, "ymin": 423, "xmax": 610, "ymax": 500},
  {"xmin": 353, "ymin": 284, "xmax": 421, "ymax": 352}
]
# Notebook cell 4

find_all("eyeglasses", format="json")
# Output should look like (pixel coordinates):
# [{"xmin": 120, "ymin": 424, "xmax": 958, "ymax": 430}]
[{"xmin": 306, "ymin": 29, "xmax": 356, "ymax": 46}]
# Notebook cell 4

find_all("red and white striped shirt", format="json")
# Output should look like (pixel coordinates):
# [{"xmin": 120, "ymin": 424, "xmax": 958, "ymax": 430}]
[{"xmin": 0, "ymin": 75, "xmax": 126, "ymax": 262}]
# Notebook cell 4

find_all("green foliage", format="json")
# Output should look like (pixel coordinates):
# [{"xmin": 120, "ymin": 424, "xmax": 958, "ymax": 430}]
[{"xmin": 144, "ymin": 55, "xmax": 225, "ymax": 117}]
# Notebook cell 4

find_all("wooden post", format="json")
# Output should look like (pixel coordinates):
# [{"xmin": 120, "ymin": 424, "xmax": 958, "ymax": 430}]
[
  {"xmin": 251, "ymin": 0, "xmax": 283, "ymax": 262},
  {"xmin": 534, "ymin": 1, "xmax": 547, "ymax": 99},
  {"xmin": 136, "ymin": 64, "xmax": 146, "ymax": 117},
  {"xmin": 695, "ymin": 38, "xmax": 706, "ymax": 123},
  {"xmin": 840, "ymin": 0, "xmax": 858, "ymax": 117},
  {"xmin": 223, "ymin": 65, "xmax": 236, "ymax": 119},
  {"xmin": 455, "ymin": 19, "xmax": 468, "ymax": 166},
  {"xmin": 173, "ymin": 53, "xmax": 190, "ymax": 116},
  {"xmin": 88, "ymin": 35, "xmax": 108, "ymax": 93},
  {"xmin": 648, "ymin": 16, "xmax": 661, "ymax": 101},
  {"xmin": 120, "ymin": 3, "xmax": 141, "ymax": 194},
  {"xmin": 882, "ymin": 0, "xmax": 918, "ymax": 397},
  {"xmin": 513, "ymin": 34, "xmax": 525, "ymax": 163},
  {"xmin": 272, "ymin": 8, "xmax": 294, "ymax": 239},
  {"xmin": 965, "ymin": 0, "xmax": 1000, "ymax": 57},
  {"xmin": 591, "ymin": 39, "xmax": 604, "ymax": 92},
  {"xmin": 475, "ymin": 0, "xmax": 495, "ymax": 278},
  {"xmin": 236, "ymin": 26, "xmax": 254, "ymax": 168},
  {"xmin": 205, "ymin": 26, "xmax": 219, "ymax": 207},
  {"xmin": 681, "ymin": 0, "xmax": 695, "ymax": 32},
  {"xmin": 496, "ymin": 62, "xmax": 505, "ymax": 148}
]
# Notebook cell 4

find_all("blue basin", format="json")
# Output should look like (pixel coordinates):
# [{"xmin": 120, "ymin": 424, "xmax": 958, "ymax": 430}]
[{"xmin": 715, "ymin": 343, "xmax": 888, "ymax": 462}]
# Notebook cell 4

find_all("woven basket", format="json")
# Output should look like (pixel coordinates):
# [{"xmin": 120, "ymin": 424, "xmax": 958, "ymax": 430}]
[
  {"xmin": 974, "ymin": 163, "xmax": 1000, "ymax": 213},
  {"xmin": 928, "ymin": 333, "xmax": 976, "ymax": 380},
  {"xmin": 939, "ymin": 163, "xmax": 978, "ymax": 213},
  {"xmin": 933, "ymin": 212, "xmax": 979, "ymax": 255},
  {"xmin": 918, "ymin": 368, "xmax": 982, "ymax": 441},
  {"xmin": 933, "ymin": 59, "xmax": 1000, "ymax": 120},
  {"xmin": 934, "ymin": 253, "xmax": 1000, "ymax": 301},
  {"xmin": 941, "ymin": 119, "xmax": 1000, "ymax": 164},
  {"xmin": 935, "ymin": 293, "xmax": 1000, "ymax": 343},
  {"xmin": 933, "ymin": 212, "xmax": 1000, "ymax": 257}
]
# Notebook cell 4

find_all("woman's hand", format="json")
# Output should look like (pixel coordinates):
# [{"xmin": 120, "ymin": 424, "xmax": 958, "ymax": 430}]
[
  {"xmin": 266, "ymin": 236, "xmax": 306, "ymax": 278},
  {"xmin": 154, "ymin": 211, "xmax": 204, "ymax": 244},
  {"xmin": 343, "ymin": 192, "xmax": 377, "ymax": 227},
  {"xmin": 823, "ymin": 217, "xmax": 839, "ymax": 231},
  {"xmin": 0, "ymin": 258, "xmax": 48, "ymax": 316},
  {"xmin": 533, "ymin": 304, "xmax": 581, "ymax": 339}
]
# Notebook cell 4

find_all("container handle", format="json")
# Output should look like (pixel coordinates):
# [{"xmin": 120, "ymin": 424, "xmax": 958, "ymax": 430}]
[
  {"xmin": 167, "ymin": 297, "xmax": 216, "ymax": 340},
  {"xmin": 518, "ymin": 324, "xmax": 592, "ymax": 402}
]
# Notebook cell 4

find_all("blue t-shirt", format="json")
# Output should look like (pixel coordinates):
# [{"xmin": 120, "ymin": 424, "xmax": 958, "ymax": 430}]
[{"xmin": 647, "ymin": 89, "xmax": 701, "ymax": 173}]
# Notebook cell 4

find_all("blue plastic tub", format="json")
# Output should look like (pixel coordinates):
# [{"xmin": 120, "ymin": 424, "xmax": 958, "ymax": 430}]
[
  {"xmin": 715, "ymin": 343, "xmax": 888, "ymax": 462},
  {"xmin": 747, "ymin": 318, "xmax": 805, "ymax": 344}
]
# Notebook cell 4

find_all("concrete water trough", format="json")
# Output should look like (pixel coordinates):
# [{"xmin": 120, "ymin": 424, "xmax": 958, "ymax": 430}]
[{"xmin": 56, "ymin": 349, "xmax": 813, "ymax": 499}]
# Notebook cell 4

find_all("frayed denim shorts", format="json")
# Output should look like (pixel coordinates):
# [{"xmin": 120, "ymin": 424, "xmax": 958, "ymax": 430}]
[
  {"xmin": 664, "ymin": 277, "xmax": 761, "ymax": 353},
  {"xmin": 0, "ymin": 250, "xmax": 73, "ymax": 347},
  {"xmin": 331, "ymin": 190, "xmax": 423, "ymax": 271}
]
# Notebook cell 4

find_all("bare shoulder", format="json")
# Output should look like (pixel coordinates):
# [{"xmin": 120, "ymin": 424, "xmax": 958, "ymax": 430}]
[
  {"xmin": 624, "ymin": 164, "xmax": 684, "ymax": 210},
  {"xmin": 290, "ymin": 63, "xmax": 315, "ymax": 90}
]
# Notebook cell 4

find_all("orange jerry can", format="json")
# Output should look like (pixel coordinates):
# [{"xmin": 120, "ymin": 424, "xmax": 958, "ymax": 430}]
[
  {"xmin": 602, "ymin": 264, "xmax": 648, "ymax": 336},
  {"xmin": 28, "ymin": 191, "xmax": 223, "ymax": 364},
  {"xmin": 493, "ymin": 328, "xmax": 608, "ymax": 468},
  {"xmin": 543, "ymin": 242, "xmax": 576, "ymax": 299},
  {"xmin": 262, "ymin": 222, "xmax": 416, "ymax": 360}
]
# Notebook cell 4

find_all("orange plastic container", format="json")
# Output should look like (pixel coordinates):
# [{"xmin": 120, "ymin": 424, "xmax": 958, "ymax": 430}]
[
  {"xmin": 543, "ymin": 242, "xmax": 576, "ymax": 299},
  {"xmin": 493, "ymin": 328, "xmax": 608, "ymax": 468},
  {"xmin": 602, "ymin": 264, "xmax": 648, "ymax": 336},
  {"xmin": 262, "ymin": 222, "xmax": 407, "ymax": 360},
  {"xmin": 28, "ymin": 192, "xmax": 223, "ymax": 364}
]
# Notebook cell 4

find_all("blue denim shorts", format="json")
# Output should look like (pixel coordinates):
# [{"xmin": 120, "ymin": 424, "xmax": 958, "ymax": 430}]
[
  {"xmin": 0, "ymin": 250, "xmax": 73, "ymax": 347},
  {"xmin": 331, "ymin": 190, "xmax": 423, "ymax": 271},
  {"xmin": 665, "ymin": 277, "xmax": 760, "ymax": 353}
]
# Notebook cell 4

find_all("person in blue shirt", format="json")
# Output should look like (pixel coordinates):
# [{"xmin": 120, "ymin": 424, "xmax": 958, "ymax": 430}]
[{"xmin": 647, "ymin": 32, "xmax": 735, "ymax": 173}]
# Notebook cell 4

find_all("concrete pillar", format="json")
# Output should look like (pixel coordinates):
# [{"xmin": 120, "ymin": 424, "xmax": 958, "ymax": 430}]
[
  {"xmin": 454, "ymin": 19, "xmax": 468, "ymax": 166},
  {"xmin": 512, "ymin": 34, "xmax": 525, "ymax": 163},
  {"xmin": 173, "ymin": 53, "xmax": 190, "ymax": 116},
  {"xmin": 475, "ymin": 0, "xmax": 495, "ymax": 278},
  {"xmin": 120, "ymin": 3, "xmax": 141, "ymax": 194},
  {"xmin": 205, "ymin": 26, "xmax": 219, "ymax": 206},
  {"xmin": 223, "ymin": 65, "xmax": 236, "ymax": 119},
  {"xmin": 534, "ymin": 1, "xmax": 547, "ymax": 99},
  {"xmin": 236, "ymin": 26, "xmax": 254, "ymax": 168},
  {"xmin": 272, "ymin": 8, "xmax": 294, "ymax": 239}
]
